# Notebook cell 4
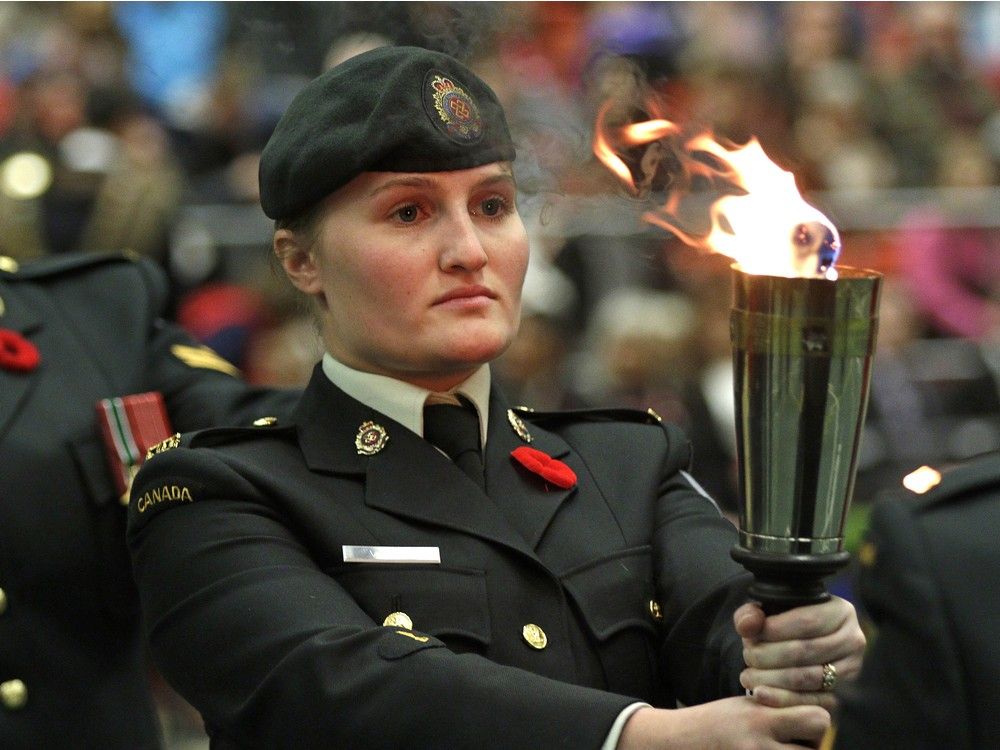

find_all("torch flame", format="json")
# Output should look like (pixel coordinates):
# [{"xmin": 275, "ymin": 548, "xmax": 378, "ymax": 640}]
[{"xmin": 594, "ymin": 105, "xmax": 840, "ymax": 279}]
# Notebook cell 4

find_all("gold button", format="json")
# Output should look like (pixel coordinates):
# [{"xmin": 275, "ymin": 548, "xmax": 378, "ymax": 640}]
[
  {"xmin": 648, "ymin": 599, "xmax": 663, "ymax": 621},
  {"xmin": 382, "ymin": 611, "xmax": 413, "ymax": 630},
  {"xmin": 0, "ymin": 256, "xmax": 18, "ymax": 273},
  {"xmin": 857, "ymin": 542, "xmax": 877, "ymax": 568},
  {"xmin": 253, "ymin": 416, "xmax": 278, "ymax": 426},
  {"xmin": 0, "ymin": 587, "xmax": 7, "ymax": 615},
  {"xmin": 0, "ymin": 679, "xmax": 27, "ymax": 710},
  {"xmin": 522, "ymin": 623, "xmax": 547, "ymax": 649}
]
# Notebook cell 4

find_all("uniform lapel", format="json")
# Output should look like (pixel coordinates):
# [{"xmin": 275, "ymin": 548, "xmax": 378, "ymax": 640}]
[
  {"xmin": 0, "ymin": 282, "xmax": 43, "ymax": 440},
  {"xmin": 293, "ymin": 369, "xmax": 537, "ymax": 560},
  {"xmin": 485, "ymin": 387, "xmax": 577, "ymax": 549}
]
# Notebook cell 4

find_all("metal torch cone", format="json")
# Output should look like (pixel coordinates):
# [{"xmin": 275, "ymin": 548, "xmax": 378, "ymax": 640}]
[{"xmin": 729, "ymin": 265, "xmax": 881, "ymax": 613}]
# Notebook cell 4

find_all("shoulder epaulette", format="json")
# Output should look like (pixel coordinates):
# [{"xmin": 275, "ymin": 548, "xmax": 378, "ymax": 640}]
[
  {"xmin": 911, "ymin": 451, "xmax": 1000, "ymax": 510},
  {"xmin": 188, "ymin": 420, "xmax": 296, "ymax": 450},
  {"xmin": 1, "ymin": 250, "xmax": 137, "ymax": 281},
  {"xmin": 511, "ymin": 405, "xmax": 664, "ymax": 426}
]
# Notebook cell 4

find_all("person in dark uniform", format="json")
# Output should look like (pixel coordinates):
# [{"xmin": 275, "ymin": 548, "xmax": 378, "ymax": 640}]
[
  {"xmin": 127, "ymin": 46, "xmax": 865, "ymax": 749},
  {"xmin": 826, "ymin": 450, "xmax": 1000, "ymax": 750},
  {"xmin": 0, "ymin": 250, "xmax": 298, "ymax": 749}
]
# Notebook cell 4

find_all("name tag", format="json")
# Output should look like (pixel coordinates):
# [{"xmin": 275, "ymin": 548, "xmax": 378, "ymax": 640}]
[{"xmin": 342, "ymin": 545, "xmax": 441, "ymax": 564}]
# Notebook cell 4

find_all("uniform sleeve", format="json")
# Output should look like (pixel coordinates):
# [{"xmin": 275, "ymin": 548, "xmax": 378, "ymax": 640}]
[
  {"xmin": 651, "ymin": 423, "xmax": 749, "ymax": 704},
  {"xmin": 127, "ymin": 449, "xmax": 636, "ymax": 749},
  {"xmin": 832, "ymin": 499, "xmax": 970, "ymax": 749},
  {"xmin": 131, "ymin": 258, "xmax": 299, "ymax": 429}
]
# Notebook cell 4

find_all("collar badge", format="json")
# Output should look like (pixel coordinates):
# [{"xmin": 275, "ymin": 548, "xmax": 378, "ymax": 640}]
[
  {"xmin": 507, "ymin": 409, "xmax": 532, "ymax": 443},
  {"xmin": 356, "ymin": 421, "xmax": 389, "ymax": 456}
]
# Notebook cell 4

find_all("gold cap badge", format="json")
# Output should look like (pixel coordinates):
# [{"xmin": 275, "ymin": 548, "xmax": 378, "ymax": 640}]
[
  {"xmin": 507, "ymin": 409, "xmax": 532, "ymax": 443},
  {"xmin": 355, "ymin": 421, "xmax": 389, "ymax": 455},
  {"xmin": 253, "ymin": 416, "xmax": 278, "ymax": 426}
]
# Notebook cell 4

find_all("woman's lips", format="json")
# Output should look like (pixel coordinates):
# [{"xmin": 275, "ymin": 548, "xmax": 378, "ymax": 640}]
[{"xmin": 434, "ymin": 285, "xmax": 496, "ymax": 306}]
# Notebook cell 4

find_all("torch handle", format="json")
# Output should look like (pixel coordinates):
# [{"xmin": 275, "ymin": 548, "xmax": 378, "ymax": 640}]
[{"xmin": 731, "ymin": 546, "xmax": 849, "ymax": 615}]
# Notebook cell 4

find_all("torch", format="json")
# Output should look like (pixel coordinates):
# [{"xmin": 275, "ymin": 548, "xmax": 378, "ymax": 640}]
[
  {"xmin": 729, "ymin": 264, "xmax": 880, "ymax": 612},
  {"xmin": 594, "ymin": 107, "xmax": 881, "ymax": 613}
]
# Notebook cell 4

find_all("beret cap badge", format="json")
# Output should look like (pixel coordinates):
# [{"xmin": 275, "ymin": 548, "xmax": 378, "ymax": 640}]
[{"xmin": 424, "ymin": 71, "xmax": 483, "ymax": 144}]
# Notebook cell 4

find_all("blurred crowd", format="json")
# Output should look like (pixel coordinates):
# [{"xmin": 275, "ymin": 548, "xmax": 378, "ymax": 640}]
[{"xmin": 0, "ymin": 3, "xmax": 997, "ymax": 742}]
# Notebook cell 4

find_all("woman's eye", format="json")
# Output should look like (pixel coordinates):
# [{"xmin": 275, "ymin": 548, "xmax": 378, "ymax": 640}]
[
  {"xmin": 395, "ymin": 205, "xmax": 419, "ymax": 223},
  {"xmin": 481, "ymin": 197, "xmax": 506, "ymax": 217}
]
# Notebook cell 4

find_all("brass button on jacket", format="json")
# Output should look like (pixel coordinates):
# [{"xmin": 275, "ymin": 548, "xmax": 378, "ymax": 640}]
[
  {"xmin": 382, "ymin": 611, "xmax": 413, "ymax": 630},
  {"xmin": 648, "ymin": 600, "xmax": 663, "ymax": 621},
  {"xmin": 0, "ymin": 587, "xmax": 7, "ymax": 614},
  {"xmin": 1, "ymin": 679, "xmax": 27, "ymax": 710},
  {"xmin": 522, "ymin": 623, "xmax": 547, "ymax": 650}
]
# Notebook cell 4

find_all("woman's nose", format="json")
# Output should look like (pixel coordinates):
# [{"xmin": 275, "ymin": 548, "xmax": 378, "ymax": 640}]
[{"xmin": 439, "ymin": 212, "xmax": 488, "ymax": 272}]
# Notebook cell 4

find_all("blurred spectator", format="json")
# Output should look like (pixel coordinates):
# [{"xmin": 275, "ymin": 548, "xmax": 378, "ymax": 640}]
[
  {"xmin": 571, "ymin": 286, "xmax": 738, "ymax": 512},
  {"xmin": 0, "ymin": 68, "xmax": 183, "ymax": 261},
  {"xmin": 896, "ymin": 133, "xmax": 1000, "ymax": 342},
  {"xmin": 863, "ymin": 3, "xmax": 999, "ymax": 187},
  {"xmin": 175, "ymin": 282, "xmax": 266, "ymax": 370},
  {"xmin": 243, "ymin": 311, "xmax": 321, "ymax": 388},
  {"xmin": 493, "ymin": 249, "xmax": 580, "ymax": 411},
  {"xmin": 113, "ymin": 2, "xmax": 227, "ymax": 173},
  {"xmin": 573, "ymin": 287, "xmax": 697, "ymax": 417},
  {"xmin": 791, "ymin": 58, "xmax": 897, "ymax": 193},
  {"xmin": 856, "ymin": 278, "xmax": 1000, "ymax": 501}
]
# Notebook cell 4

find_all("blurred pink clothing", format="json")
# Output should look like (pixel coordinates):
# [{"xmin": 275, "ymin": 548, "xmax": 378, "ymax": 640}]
[{"xmin": 899, "ymin": 209, "xmax": 999, "ymax": 339}]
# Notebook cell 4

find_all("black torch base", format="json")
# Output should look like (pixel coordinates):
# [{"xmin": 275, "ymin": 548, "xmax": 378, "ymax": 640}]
[{"xmin": 731, "ymin": 546, "xmax": 851, "ymax": 615}]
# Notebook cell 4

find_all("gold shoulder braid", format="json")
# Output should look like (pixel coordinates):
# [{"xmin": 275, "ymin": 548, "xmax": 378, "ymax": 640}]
[
  {"xmin": 146, "ymin": 433, "xmax": 181, "ymax": 460},
  {"xmin": 170, "ymin": 344, "xmax": 240, "ymax": 376}
]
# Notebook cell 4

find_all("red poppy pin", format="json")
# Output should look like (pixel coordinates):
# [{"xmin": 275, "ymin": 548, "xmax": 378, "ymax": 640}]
[
  {"xmin": 0, "ymin": 328, "xmax": 40, "ymax": 373},
  {"xmin": 510, "ymin": 446, "xmax": 577, "ymax": 489}
]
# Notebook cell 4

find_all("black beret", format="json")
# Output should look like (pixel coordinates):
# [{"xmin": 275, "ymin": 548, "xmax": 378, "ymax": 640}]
[{"xmin": 259, "ymin": 45, "xmax": 516, "ymax": 221}]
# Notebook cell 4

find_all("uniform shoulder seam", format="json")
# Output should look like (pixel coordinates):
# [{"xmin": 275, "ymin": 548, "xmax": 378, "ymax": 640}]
[
  {"xmin": 3, "ymin": 251, "xmax": 137, "ymax": 281},
  {"xmin": 188, "ymin": 423, "xmax": 298, "ymax": 450},
  {"xmin": 910, "ymin": 452, "xmax": 1000, "ymax": 510},
  {"xmin": 511, "ymin": 405, "xmax": 664, "ymax": 426}
]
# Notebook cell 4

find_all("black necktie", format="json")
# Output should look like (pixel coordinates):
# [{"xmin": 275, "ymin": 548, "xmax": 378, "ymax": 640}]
[{"xmin": 423, "ymin": 397, "xmax": 485, "ymax": 490}]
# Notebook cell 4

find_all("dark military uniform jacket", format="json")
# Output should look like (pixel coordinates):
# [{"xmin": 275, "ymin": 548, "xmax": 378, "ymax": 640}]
[
  {"xmin": 127, "ymin": 364, "xmax": 751, "ymax": 749},
  {"xmin": 0, "ymin": 253, "xmax": 297, "ymax": 749},
  {"xmin": 833, "ymin": 451, "xmax": 1000, "ymax": 749}
]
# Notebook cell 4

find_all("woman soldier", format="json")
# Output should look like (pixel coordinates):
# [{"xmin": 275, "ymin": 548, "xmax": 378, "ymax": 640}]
[{"xmin": 127, "ymin": 46, "xmax": 863, "ymax": 749}]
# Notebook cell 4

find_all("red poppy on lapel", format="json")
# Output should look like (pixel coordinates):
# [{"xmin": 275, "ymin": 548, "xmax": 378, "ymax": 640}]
[
  {"xmin": 510, "ymin": 446, "xmax": 577, "ymax": 489},
  {"xmin": 0, "ymin": 328, "xmax": 40, "ymax": 372}
]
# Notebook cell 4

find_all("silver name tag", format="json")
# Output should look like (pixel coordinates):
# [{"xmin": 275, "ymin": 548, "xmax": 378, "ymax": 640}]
[{"xmin": 342, "ymin": 545, "xmax": 441, "ymax": 564}]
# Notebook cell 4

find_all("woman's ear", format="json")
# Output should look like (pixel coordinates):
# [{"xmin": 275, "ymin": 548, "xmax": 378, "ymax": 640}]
[{"xmin": 274, "ymin": 229, "xmax": 322, "ymax": 295}]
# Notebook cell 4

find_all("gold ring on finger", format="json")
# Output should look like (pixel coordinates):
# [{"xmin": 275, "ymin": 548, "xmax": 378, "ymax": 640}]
[{"xmin": 821, "ymin": 662, "xmax": 837, "ymax": 691}]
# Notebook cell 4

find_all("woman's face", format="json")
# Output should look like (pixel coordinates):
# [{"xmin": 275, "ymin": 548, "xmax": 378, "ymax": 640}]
[{"xmin": 278, "ymin": 162, "xmax": 529, "ymax": 391}]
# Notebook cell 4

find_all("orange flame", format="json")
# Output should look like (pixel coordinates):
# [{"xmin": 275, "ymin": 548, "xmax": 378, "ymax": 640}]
[{"xmin": 593, "ymin": 105, "xmax": 840, "ymax": 278}]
